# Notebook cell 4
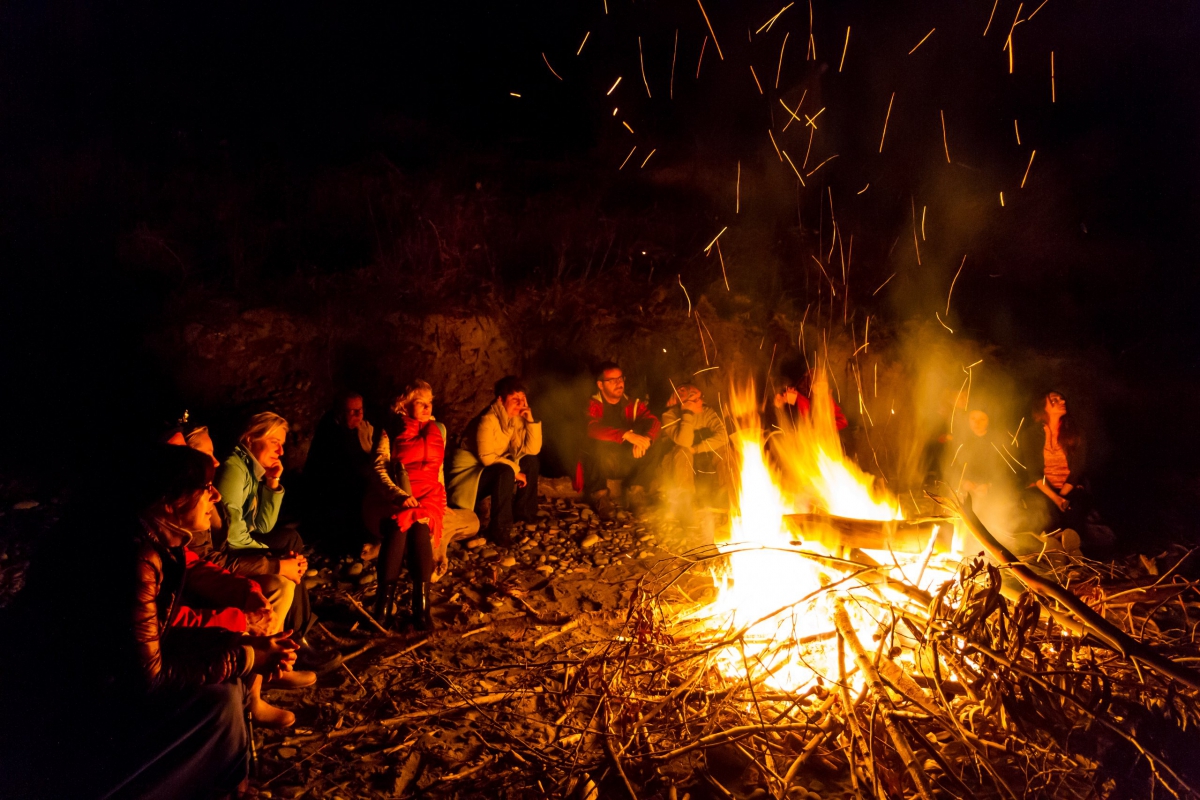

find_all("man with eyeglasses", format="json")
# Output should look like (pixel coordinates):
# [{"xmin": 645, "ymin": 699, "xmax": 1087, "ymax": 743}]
[{"xmin": 579, "ymin": 361, "xmax": 661, "ymax": 520}]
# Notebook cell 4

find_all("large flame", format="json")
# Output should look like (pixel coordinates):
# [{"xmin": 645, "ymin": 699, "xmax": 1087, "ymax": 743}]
[{"xmin": 686, "ymin": 373, "xmax": 936, "ymax": 691}]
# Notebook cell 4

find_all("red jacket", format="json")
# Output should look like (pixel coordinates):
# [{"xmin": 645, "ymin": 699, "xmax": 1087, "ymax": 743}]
[
  {"xmin": 789, "ymin": 395, "xmax": 848, "ymax": 431},
  {"xmin": 575, "ymin": 394, "xmax": 661, "ymax": 491},
  {"xmin": 586, "ymin": 394, "xmax": 661, "ymax": 443},
  {"xmin": 389, "ymin": 416, "xmax": 448, "ymax": 547},
  {"xmin": 170, "ymin": 547, "xmax": 261, "ymax": 633}
]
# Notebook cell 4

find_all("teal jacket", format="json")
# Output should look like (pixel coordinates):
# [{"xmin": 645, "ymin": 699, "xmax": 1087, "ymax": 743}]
[{"xmin": 214, "ymin": 445, "xmax": 285, "ymax": 551}]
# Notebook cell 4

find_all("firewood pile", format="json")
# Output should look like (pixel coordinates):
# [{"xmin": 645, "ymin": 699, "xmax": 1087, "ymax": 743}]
[{"xmin": 252, "ymin": 495, "xmax": 1200, "ymax": 800}]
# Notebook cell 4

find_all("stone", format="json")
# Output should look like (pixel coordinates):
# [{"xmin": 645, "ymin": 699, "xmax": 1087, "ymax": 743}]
[
  {"xmin": 466, "ymin": 537, "xmax": 487, "ymax": 549},
  {"xmin": 305, "ymin": 568, "xmax": 319, "ymax": 578},
  {"xmin": 593, "ymin": 554, "xmax": 610, "ymax": 566},
  {"xmin": 525, "ymin": 524, "xmax": 538, "ymax": 531},
  {"xmin": 499, "ymin": 556, "xmax": 516, "ymax": 568},
  {"xmin": 638, "ymin": 550, "xmax": 654, "ymax": 559},
  {"xmin": 581, "ymin": 533, "xmax": 600, "ymax": 549},
  {"xmin": 358, "ymin": 572, "xmax": 376, "ymax": 585},
  {"xmin": 277, "ymin": 747, "xmax": 298, "ymax": 759},
  {"xmin": 346, "ymin": 562, "xmax": 364, "ymax": 577},
  {"xmin": 482, "ymin": 549, "xmax": 498, "ymax": 559},
  {"xmin": 535, "ymin": 565, "xmax": 555, "ymax": 576}
]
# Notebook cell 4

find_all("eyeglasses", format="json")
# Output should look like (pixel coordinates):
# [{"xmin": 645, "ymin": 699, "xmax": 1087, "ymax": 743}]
[{"xmin": 600, "ymin": 376, "xmax": 625, "ymax": 383}]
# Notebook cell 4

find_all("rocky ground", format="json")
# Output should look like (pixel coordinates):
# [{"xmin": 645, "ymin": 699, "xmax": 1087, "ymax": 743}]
[{"xmin": 255, "ymin": 477, "xmax": 722, "ymax": 799}]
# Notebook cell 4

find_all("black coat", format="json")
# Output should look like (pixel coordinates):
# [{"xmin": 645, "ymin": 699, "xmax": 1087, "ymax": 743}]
[{"xmin": 1017, "ymin": 421, "xmax": 1088, "ymax": 488}]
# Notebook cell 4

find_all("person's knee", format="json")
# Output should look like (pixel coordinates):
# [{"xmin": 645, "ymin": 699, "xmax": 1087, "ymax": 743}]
[{"xmin": 519, "ymin": 454, "xmax": 540, "ymax": 475}]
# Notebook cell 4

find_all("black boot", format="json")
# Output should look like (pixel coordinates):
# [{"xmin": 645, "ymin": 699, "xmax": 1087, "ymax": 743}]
[
  {"xmin": 373, "ymin": 581, "xmax": 399, "ymax": 629},
  {"xmin": 410, "ymin": 575, "xmax": 433, "ymax": 631}
]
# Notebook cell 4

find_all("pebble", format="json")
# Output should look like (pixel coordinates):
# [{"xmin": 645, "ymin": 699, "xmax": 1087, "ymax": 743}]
[
  {"xmin": 466, "ymin": 537, "xmax": 487, "ymax": 550},
  {"xmin": 346, "ymin": 562, "xmax": 364, "ymax": 577},
  {"xmin": 581, "ymin": 533, "xmax": 600, "ymax": 549},
  {"xmin": 593, "ymin": 554, "xmax": 610, "ymax": 566},
  {"xmin": 358, "ymin": 572, "xmax": 376, "ymax": 586},
  {"xmin": 637, "ymin": 550, "xmax": 654, "ymax": 559},
  {"xmin": 535, "ymin": 565, "xmax": 555, "ymax": 576},
  {"xmin": 499, "ymin": 556, "xmax": 516, "ymax": 568},
  {"xmin": 277, "ymin": 747, "xmax": 297, "ymax": 759},
  {"xmin": 304, "ymin": 568, "xmax": 319, "ymax": 578},
  {"xmin": 481, "ymin": 549, "xmax": 498, "ymax": 559},
  {"xmin": 525, "ymin": 524, "xmax": 538, "ymax": 531}
]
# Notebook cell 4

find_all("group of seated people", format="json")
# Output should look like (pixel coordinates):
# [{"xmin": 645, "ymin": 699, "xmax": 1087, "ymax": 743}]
[
  {"xmin": 0, "ymin": 359, "xmax": 1108, "ymax": 799},
  {"xmin": 935, "ymin": 389, "xmax": 1113, "ymax": 554}
]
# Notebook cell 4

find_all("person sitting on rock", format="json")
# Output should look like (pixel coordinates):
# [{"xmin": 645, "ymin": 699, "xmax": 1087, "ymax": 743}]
[
  {"xmin": 448, "ymin": 376, "xmax": 542, "ymax": 546},
  {"xmin": 370, "ymin": 381, "xmax": 479, "ymax": 630},
  {"xmin": 661, "ymin": 383, "xmax": 730, "ymax": 524},
  {"xmin": 215, "ymin": 412, "xmax": 319, "ymax": 649},
  {"xmin": 304, "ymin": 391, "xmax": 376, "ymax": 556},
  {"xmin": 161, "ymin": 418, "xmax": 316, "ymax": 728},
  {"xmin": 578, "ymin": 361, "xmax": 661, "ymax": 521}
]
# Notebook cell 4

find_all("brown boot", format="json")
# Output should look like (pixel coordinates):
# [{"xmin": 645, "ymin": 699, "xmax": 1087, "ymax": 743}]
[
  {"xmin": 268, "ymin": 669, "xmax": 317, "ymax": 689},
  {"xmin": 589, "ymin": 489, "xmax": 618, "ymax": 522},
  {"xmin": 248, "ymin": 674, "xmax": 296, "ymax": 729}
]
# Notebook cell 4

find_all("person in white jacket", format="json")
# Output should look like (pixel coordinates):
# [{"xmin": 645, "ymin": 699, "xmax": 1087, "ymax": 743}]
[{"xmin": 447, "ymin": 376, "xmax": 543, "ymax": 545}]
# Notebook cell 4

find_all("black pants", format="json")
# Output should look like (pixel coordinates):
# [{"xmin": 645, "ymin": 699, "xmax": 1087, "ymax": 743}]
[
  {"xmin": 379, "ymin": 519, "xmax": 433, "ymax": 585},
  {"xmin": 477, "ymin": 454, "xmax": 540, "ymax": 537},
  {"xmin": 245, "ymin": 525, "xmax": 315, "ymax": 639},
  {"xmin": 583, "ymin": 440, "xmax": 659, "ymax": 496}
]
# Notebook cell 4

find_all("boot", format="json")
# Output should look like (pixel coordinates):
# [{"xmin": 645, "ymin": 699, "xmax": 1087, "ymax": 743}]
[
  {"xmin": 248, "ymin": 674, "xmax": 295, "ymax": 729},
  {"xmin": 268, "ymin": 668, "xmax": 317, "ymax": 689},
  {"xmin": 373, "ymin": 580, "xmax": 400, "ymax": 629},
  {"xmin": 589, "ymin": 489, "xmax": 618, "ymax": 522},
  {"xmin": 410, "ymin": 575, "xmax": 433, "ymax": 632}
]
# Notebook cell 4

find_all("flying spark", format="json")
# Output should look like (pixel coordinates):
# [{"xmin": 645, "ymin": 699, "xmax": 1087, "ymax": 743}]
[
  {"xmin": 622, "ymin": 121, "xmax": 635, "ymax": 133},
  {"xmin": 782, "ymin": 149, "xmax": 807, "ymax": 185},
  {"xmin": 946, "ymin": 255, "xmax": 967, "ymax": 315},
  {"xmin": 640, "ymin": 149, "xmax": 658, "ymax": 168},
  {"xmin": 694, "ymin": 0, "xmax": 725, "ymax": 60},
  {"xmin": 983, "ymin": 0, "xmax": 999, "ymax": 36},
  {"xmin": 839, "ymin": 26, "xmax": 850, "ymax": 71},
  {"xmin": 577, "ymin": 32, "xmax": 590, "ymax": 56},
  {"xmin": 606, "ymin": 77, "xmax": 622, "ymax": 96},
  {"xmin": 940, "ymin": 110, "xmax": 951, "ymax": 162},
  {"xmin": 749, "ymin": 65, "xmax": 764, "ymax": 94},
  {"xmin": 756, "ymin": 2, "xmax": 794, "ymax": 34},
  {"xmin": 776, "ymin": 32, "xmax": 789, "ymax": 88},
  {"xmin": 879, "ymin": 92, "xmax": 895, "ymax": 152},
  {"xmin": 618, "ymin": 146, "xmax": 637, "ymax": 170},
  {"xmin": 638, "ymin": 38, "xmax": 652, "ymax": 97},
  {"xmin": 1020, "ymin": 150, "xmax": 1037, "ymax": 187},
  {"xmin": 908, "ymin": 28, "xmax": 936, "ymax": 55}
]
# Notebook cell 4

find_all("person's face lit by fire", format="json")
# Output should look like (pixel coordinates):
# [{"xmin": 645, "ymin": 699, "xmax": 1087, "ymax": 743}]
[
  {"xmin": 249, "ymin": 427, "xmax": 286, "ymax": 470},
  {"xmin": 597, "ymin": 369, "xmax": 625, "ymax": 405},
  {"xmin": 502, "ymin": 391, "xmax": 530, "ymax": 420},
  {"xmin": 1044, "ymin": 392, "xmax": 1067, "ymax": 421},
  {"xmin": 968, "ymin": 410, "xmax": 989, "ymax": 438},
  {"xmin": 407, "ymin": 390, "xmax": 434, "ymax": 424},
  {"xmin": 340, "ymin": 396, "xmax": 364, "ymax": 430},
  {"xmin": 168, "ymin": 481, "xmax": 221, "ymax": 533}
]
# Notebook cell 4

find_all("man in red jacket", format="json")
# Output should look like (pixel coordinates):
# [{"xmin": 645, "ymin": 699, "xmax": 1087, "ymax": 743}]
[{"xmin": 581, "ymin": 361, "xmax": 661, "ymax": 520}]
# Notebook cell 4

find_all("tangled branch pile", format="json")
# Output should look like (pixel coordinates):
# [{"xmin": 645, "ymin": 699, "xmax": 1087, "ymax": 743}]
[{"xmin": 269, "ymin": 506, "xmax": 1200, "ymax": 800}]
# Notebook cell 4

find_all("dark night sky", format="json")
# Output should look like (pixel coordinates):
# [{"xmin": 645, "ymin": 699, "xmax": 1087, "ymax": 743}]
[{"xmin": 0, "ymin": 0, "xmax": 1198, "ymax": 487}]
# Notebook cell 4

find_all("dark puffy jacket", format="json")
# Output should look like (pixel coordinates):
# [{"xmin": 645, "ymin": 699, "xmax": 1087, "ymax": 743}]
[{"xmin": 126, "ymin": 517, "xmax": 255, "ymax": 693}]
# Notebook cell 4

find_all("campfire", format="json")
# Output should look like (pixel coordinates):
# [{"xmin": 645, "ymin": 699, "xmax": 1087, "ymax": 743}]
[{"xmin": 556, "ymin": 373, "xmax": 1200, "ymax": 800}]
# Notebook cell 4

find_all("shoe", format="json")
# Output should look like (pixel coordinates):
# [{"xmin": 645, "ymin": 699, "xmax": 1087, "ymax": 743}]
[
  {"xmin": 589, "ymin": 489, "xmax": 618, "ymax": 523},
  {"xmin": 268, "ymin": 669, "xmax": 317, "ymax": 689},
  {"xmin": 295, "ymin": 645, "xmax": 344, "ymax": 674},
  {"xmin": 373, "ymin": 580, "xmax": 400, "ymax": 628},
  {"xmin": 250, "ymin": 698, "xmax": 296, "ymax": 729},
  {"xmin": 625, "ymin": 486, "xmax": 649, "ymax": 516},
  {"xmin": 493, "ymin": 525, "xmax": 516, "ymax": 547},
  {"xmin": 410, "ymin": 576, "xmax": 434, "ymax": 632}
]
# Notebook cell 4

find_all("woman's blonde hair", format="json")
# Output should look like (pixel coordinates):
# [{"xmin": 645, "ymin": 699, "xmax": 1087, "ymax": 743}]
[
  {"xmin": 238, "ymin": 412, "xmax": 289, "ymax": 447},
  {"xmin": 391, "ymin": 380, "xmax": 433, "ymax": 415}
]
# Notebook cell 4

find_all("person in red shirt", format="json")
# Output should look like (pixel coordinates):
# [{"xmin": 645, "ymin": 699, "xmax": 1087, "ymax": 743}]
[{"xmin": 578, "ymin": 361, "xmax": 661, "ymax": 520}]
